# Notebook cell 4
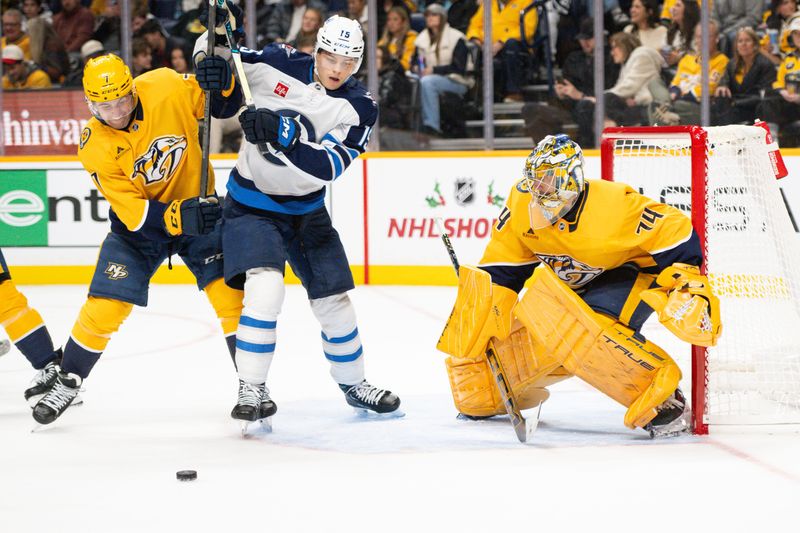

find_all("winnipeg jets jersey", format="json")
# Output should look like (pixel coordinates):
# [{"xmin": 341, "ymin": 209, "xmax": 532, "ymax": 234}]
[
  {"xmin": 197, "ymin": 36, "xmax": 377, "ymax": 215},
  {"xmin": 479, "ymin": 179, "xmax": 703, "ymax": 293}
]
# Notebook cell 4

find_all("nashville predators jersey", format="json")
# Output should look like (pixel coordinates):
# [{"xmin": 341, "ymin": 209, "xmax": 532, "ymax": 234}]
[
  {"xmin": 78, "ymin": 68, "xmax": 213, "ymax": 241},
  {"xmin": 670, "ymin": 52, "xmax": 728, "ymax": 101},
  {"xmin": 479, "ymin": 179, "xmax": 702, "ymax": 293},
  {"xmin": 774, "ymin": 50, "xmax": 800, "ymax": 90}
]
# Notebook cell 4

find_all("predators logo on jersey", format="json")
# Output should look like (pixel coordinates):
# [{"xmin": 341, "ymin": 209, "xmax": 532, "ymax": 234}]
[
  {"xmin": 535, "ymin": 253, "xmax": 603, "ymax": 288},
  {"xmin": 132, "ymin": 135, "xmax": 188, "ymax": 185}
]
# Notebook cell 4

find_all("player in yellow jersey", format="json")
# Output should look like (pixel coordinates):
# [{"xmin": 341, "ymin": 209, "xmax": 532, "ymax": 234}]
[
  {"xmin": 437, "ymin": 134, "xmax": 721, "ymax": 437},
  {"xmin": 32, "ymin": 54, "xmax": 245, "ymax": 425},
  {"xmin": 0, "ymin": 249, "xmax": 65, "ymax": 404}
]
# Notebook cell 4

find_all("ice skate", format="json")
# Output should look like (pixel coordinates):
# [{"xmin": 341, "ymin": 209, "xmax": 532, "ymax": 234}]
[
  {"xmin": 32, "ymin": 371, "xmax": 82, "ymax": 426},
  {"xmin": 339, "ymin": 380, "xmax": 402, "ymax": 417},
  {"xmin": 24, "ymin": 349, "xmax": 65, "ymax": 406},
  {"xmin": 645, "ymin": 388, "xmax": 691, "ymax": 438},
  {"xmin": 231, "ymin": 380, "xmax": 277, "ymax": 435},
  {"xmin": 0, "ymin": 338, "xmax": 10, "ymax": 357}
]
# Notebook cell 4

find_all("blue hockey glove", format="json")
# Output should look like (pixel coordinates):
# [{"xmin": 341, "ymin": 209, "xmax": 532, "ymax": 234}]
[
  {"xmin": 195, "ymin": 55, "xmax": 232, "ymax": 92},
  {"xmin": 200, "ymin": 0, "xmax": 245, "ymax": 46},
  {"xmin": 163, "ymin": 196, "xmax": 221, "ymax": 237},
  {"xmin": 239, "ymin": 108, "xmax": 301, "ymax": 151}
]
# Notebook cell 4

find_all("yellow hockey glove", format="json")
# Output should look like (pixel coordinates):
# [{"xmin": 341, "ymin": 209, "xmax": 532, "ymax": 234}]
[
  {"xmin": 640, "ymin": 263, "xmax": 722, "ymax": 347},
  {"xmin": 163, "ymin": 196, "xmax": 221, "ymax": 237}
]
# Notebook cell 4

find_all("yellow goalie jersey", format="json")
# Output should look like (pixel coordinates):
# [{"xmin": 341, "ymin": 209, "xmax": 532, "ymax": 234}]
[
  {"xmin": 479, "ymin": 179, "xmax": 702, "ymax": 292},
  {"xmin": 78, "ymin": 67, "xmax": 213, "ymax": 241}
]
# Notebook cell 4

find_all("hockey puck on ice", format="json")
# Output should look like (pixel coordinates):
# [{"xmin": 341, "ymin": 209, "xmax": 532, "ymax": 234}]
[{"xmin": 176, "ymin": 470, "xmax": 197, "ymax": 482}]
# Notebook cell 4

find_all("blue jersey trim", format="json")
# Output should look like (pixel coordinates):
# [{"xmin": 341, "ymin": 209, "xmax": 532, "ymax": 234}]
[
  {"xmin": 236, "ymin": 339, "xmax": 276, "ymax": 353},
  {"xmin": 239, "ymin": 316, "xmax": 277, "ymax": 329},
  {"xmin": 322, "ymin": 328, "xmax": 359, "ymax": 343},
  {"xmin": 226, "ymin": 169, "xmax": 325, "ymax": 215},
  {"xmin": 324, "ymin": 346, "xmax": 363, "ymax": 363}
]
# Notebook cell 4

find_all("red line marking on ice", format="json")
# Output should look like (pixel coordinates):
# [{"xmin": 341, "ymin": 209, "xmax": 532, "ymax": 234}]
[{"xmin": 706, "ymin": 438, "xmax": 800, "ymax": 484}]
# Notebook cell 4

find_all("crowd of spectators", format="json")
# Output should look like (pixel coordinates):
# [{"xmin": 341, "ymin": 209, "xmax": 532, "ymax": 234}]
[
  {"xmin": 2, "ymin": 0, "xmax": 800, "ymax": 148},
  {"xmin": 548, "ymin": 0, "xmax": 800, "ymax": 146}
]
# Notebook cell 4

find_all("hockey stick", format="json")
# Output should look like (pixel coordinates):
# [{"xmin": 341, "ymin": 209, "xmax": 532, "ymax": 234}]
[
  {"xmin": 214, "ymin": 0, "xmax": 271, "ymax": 156},
  {"xmin": 434, "ymin": 218, "xmax": 538, "ymax": 443},
  {"xmin": 198, "ymin": 0, "xmax": 216, "ymax": 199}
]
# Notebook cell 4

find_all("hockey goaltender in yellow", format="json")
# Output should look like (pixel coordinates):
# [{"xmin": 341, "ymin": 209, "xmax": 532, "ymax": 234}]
[{"xmin": 437, "ymin": 134, "xmax": 722, "ymax": 439}]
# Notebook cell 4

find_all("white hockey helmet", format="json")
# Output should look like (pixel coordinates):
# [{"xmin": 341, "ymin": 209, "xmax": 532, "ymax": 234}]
[{"xmin": 315, "ymin": 15, "xmax": 365, "ymax": 74}]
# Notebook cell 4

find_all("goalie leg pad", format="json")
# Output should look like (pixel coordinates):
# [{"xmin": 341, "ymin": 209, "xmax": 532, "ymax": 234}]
[
  {"xmin": 515, "ymin": 267, "xmax": 682, "ymax": 428},
  {"xmin": 445, "ymin": 320, "xmax": 569, "ymax": 417},
  {"xmin": 437, "ymin": 266, "xmax": 517, "ymax": 361}
]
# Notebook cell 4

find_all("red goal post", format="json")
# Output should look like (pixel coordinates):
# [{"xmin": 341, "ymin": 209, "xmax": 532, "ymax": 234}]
[{"xmin": 600, "ymin": 125, "xmax": 800, "ymax": 435}]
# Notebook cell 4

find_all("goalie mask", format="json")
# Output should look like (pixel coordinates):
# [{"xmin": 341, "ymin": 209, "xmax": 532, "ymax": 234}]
[{"xmin": 523, "ymin": 134, "xmax": 585, "ymax": 229}]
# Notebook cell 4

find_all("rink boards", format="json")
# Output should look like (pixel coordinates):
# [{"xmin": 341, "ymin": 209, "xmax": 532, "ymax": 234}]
[{"xmin": 0, "ymin": 150, "xmax": 799, "ymax": 285}]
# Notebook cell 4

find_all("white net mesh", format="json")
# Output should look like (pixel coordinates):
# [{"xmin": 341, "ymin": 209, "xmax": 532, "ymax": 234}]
[{"xmin": 605, "ymin": 125, "xmax": 800, "ymax": 426}]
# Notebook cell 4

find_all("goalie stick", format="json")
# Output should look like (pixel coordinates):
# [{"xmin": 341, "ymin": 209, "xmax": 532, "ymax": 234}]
[{"xmin": 434, "ymin": 218, "xmax": 540, "ymax": 443}]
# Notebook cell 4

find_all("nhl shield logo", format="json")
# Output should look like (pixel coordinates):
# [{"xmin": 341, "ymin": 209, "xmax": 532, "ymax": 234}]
[{"xmin": 454, "ymin": 177, "xmax": 475, "ymax": 206}]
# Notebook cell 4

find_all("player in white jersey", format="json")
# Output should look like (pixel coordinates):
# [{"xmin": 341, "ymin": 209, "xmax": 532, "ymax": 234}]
[{"xmin": 195, "ymin": 10, "xmax": 400, "ymax": 426}]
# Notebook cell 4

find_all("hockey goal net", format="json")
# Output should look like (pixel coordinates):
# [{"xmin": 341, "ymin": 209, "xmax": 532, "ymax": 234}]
[{"xmin": 600, "ymin": 125, "xmax": 800, "ymax": 434}]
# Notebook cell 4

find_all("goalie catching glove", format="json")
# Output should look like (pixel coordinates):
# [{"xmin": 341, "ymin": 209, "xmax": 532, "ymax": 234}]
[
  {"xmin": 239, "ymin": 108, "xmax": 301, "ymax": 152},
  {"xmin": 163, "ymin": 196, "xmax": 221, "ymax": 237},
  {"xmin": 640, "ymin": 263, "xmax": 722, "ymax": 347}
]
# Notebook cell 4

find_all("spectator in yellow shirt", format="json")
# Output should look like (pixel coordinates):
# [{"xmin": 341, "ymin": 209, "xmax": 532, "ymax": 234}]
[
  {"xmin": 466, "ymin": 0, "xmax": 538, "ymax": 102},
  {"xmin": 759, "ymin": 18, "xmax": 800, "ymax": 136},
  {"xmin": 377, "ymin": 6, "xmax": 417, "ymax": 71},
  {"xmin": 656, "ymin": 21, "xmax": 728, "ymax": 124},
  {"xmin": 1, "ymin": 9, "xmax": 32, "ymax": 59},
  {"xmin": 1, "ymin": 44, "xmax": 51, "ymax": 89}
]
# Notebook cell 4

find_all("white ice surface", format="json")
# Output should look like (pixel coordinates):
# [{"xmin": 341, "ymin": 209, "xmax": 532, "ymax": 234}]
[{"xmin": 1, "ymin": 285, "xmax": 798, "ymax": 533}]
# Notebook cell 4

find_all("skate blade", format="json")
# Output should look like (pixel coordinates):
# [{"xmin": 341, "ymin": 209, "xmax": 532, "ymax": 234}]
[
  {"xmin": 647, "ymin": 410, "xmax": 692, "ymax": 439},
  {"xmin": 30, "ymin": 420, "xmax": 59, "ymax": 433},
  {"xmin": 352, "ymin": 407, "xmax": 405, "ymax": 419},
  {"xmin": 456, "ymin": 413, "xmax": 495, "ymax": 421},
  {"xmin": 238, "ymin": 416, "xmax": 273, "ymax": 437}
]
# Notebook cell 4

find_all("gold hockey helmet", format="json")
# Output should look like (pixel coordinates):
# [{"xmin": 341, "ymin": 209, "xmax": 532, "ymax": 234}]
[
  {"xmin": 83, "ymin": 54, "xmax": 134, "ymax": 102},
  {"xmin": 523, "ymin": 134, "xmax": 585, "ymax": 229},
  {"xmin": 83, "ymin": 54, "xmax": 137, "ymax": 127}
]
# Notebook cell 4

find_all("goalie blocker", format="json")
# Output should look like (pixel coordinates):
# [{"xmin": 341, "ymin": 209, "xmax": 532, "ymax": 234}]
[{"xmin": 438, "ymin": 265, "xmax": 720, "ymax": 432}]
